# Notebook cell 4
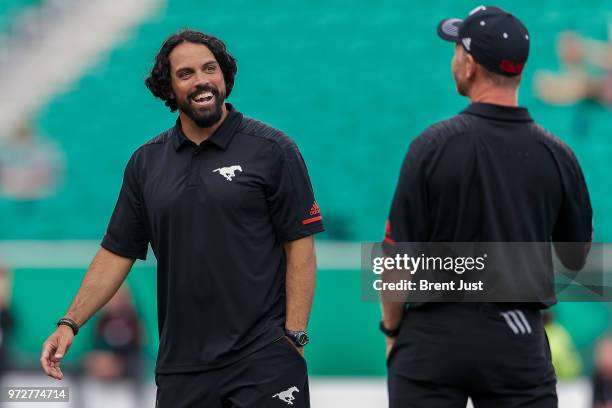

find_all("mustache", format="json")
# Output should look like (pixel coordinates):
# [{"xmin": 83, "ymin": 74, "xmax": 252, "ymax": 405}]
[{"xmin": 188, "ymin": 84, "xmax": 219, "ymax": 100}]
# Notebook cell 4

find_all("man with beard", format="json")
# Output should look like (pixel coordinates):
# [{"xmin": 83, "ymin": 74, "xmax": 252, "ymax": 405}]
[
  {"xmin": 381, "ymin": 6, "xmax": 592, "ymax": 408},
  {"xmin": 40, "ymin": 30, "xmax": 323, "ymax": 408}
]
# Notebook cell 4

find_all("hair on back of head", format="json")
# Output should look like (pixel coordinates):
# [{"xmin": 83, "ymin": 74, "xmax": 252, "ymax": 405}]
[{"xmin": 480, "ymin": 66, "xmax": 521, "ymax": 88}]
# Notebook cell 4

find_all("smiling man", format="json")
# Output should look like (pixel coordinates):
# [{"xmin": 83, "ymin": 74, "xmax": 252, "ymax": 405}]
[{"xmin": 40, "ymin": 30, "xmax": 324, "ymax": 408}]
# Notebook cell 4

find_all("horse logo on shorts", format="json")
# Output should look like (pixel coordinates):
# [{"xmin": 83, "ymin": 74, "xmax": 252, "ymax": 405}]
[{"xmin": 272, "ymin": 386, "xmax": 299, "ymax": 405}]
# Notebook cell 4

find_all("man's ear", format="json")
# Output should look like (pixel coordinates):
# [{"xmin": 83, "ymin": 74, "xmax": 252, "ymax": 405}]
[{"xmin": 465, "ymin": 52, "xmax": 477, "ymax": 79}]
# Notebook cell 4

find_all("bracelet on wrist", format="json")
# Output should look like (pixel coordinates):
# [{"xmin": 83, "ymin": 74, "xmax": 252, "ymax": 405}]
[
  {"xmin": 56, "ymin": 318, "xmax": 79, "ymax": 336},
  {"xmin": 379, "ymin": 320, "xmax": 400, "ymax": 337}
]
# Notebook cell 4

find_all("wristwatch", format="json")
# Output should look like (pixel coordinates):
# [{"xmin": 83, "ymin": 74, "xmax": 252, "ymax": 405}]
[
  {"xmin": 379, "ymin": 320, "xmax": 400, "ymax": 337},
  {"xmin": 285, "ymin": 330, "xmax": 309, "ymax": 347}
]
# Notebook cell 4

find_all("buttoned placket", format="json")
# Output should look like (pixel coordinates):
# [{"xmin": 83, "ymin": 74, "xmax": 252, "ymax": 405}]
[{"xmin": 187, "ymin": 142, "xmax": 205, "ymax": 187}]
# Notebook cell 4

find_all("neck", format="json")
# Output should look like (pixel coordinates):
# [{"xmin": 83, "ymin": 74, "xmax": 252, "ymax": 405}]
[
  {"xmin": 179, "ymin": 104, "xmax": 228, "ymax": 145},
  {"xmin": 468, "ymin": 84, "xmax": 519, "ymax": 107}
]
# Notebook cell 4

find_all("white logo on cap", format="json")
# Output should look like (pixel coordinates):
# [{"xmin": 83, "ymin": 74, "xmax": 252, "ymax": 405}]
[
  {"xmin": 462, "ymin": 37, "xmax": 472, "ymax": 51},
  {"xmin": 469, "ymin": 5, "xmax": 486, "ymax": 15},
  {"xmin": 442, "ymin": 18, "xmax": 461, "ymax": 36}
]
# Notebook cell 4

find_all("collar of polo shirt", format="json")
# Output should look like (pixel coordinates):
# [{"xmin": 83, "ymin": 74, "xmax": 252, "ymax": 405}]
[
  {"xmin": 172, "ymin": 103, "xmax": 243, "ymax": 151},
  {"xmin": 462, "ymin": 102, "xmax": 532, "ymax": 122}
]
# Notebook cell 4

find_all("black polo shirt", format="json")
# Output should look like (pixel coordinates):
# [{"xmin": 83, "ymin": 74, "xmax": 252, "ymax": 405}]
[
  {"xmin": 101, "ymin": 104, "xmax": 324, "ymax": 373},
  {"xmin": 385, "ymin": 102, "xmax": 593, "ymax": 306}
]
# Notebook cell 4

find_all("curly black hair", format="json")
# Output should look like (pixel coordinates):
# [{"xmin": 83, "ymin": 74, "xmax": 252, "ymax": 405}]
[{"xmin": 145, "ymin": 30, "xmax": 237, "ymax": 112}]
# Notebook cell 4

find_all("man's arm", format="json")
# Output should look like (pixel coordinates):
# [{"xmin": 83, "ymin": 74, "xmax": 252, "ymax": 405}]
[
  {"xmin": 381, "ymin": 300, "xmax": 405, "ymax": 334},
  {"xmin": 379, "ymin": 134, "xmax": 432, "ymax": 357},
  {"xmin": 40, "ymin": 247, "xmax": 134, "ymax": 380},
  {"xmin": 283, "ymin": 235, "xmax": 317, "ymax": 355},
  {"xmin": 381, "ymin": 301, "xmax": 405, "ymax": 357},
  {"xmin": 380, "ymin": 266, "xmax": 409, "ymax": 357},
  {"xmin": 551, "ymin": 146, "xmax": 593, "ymax": 271}
]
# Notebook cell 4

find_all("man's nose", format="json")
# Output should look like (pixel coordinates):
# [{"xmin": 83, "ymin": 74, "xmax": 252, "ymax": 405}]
[{"xmin": 194, "ymin": 71, "xmax": 210, "ymax": 87}]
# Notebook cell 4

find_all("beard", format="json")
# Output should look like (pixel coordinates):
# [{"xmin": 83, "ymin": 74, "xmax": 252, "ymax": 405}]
[{"xmin": 177, "ymin": 84, "xmax": 225, "ymax": 128}]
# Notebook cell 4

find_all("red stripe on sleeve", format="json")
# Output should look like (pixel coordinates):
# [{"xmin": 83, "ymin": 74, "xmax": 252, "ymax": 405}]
[
  {"xmin": 302, "ymin": 216, "xmax": 322, "ymax": 225},
  {"xmin": 384, "ymin": 236, "xmax": 396, "ymax": 245}
]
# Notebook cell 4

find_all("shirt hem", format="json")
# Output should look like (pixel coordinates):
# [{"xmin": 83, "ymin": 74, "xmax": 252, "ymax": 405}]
[
  {"xmin": 100, "ymin": 240, "xmax": 147, "ymax": 261},
  {"xmin": 281, "ymin": 224, "xmax": 325, "ymax": 242},
  {"xmin": 154, "ymin": 332, "xmax": 284, "ymax": 374}
]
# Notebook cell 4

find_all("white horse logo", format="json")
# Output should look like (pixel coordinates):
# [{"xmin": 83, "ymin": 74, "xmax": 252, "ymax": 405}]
[
  {"xmin": 272, "ymin": 386, "xmax": 299, "ymax": 405},
  {"xmin": 213, "ymin": 165, "xmax": 242, "ymax": 181}
]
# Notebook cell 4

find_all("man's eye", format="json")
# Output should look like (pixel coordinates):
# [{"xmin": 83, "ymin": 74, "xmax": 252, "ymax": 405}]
[{"xmin": 205, "ymin": 66, "xmax": 216, "ymax": 73}]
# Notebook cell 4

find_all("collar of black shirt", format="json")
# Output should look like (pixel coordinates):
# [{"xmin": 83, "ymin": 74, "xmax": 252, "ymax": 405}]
[
  {"xmin": 172, "ymin": 103, "xmax": 243, "ymax": 151},
  {"xmin": 461, "ymin": 102, "xmax": 533, "ymax": 122}
]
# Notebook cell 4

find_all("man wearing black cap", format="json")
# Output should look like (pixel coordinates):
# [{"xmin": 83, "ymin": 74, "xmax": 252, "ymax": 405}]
[{"xmin": 381, "ymin": 5, "xmax": 592, "ymax": 407}]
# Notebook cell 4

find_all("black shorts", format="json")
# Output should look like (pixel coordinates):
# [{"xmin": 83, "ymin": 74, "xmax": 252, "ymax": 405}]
[
  {"xmin": 387, "ymin": 303, "xmax": 557, "ymax": 408},
  {"xmin": 155, "ymin": 337, "xmax": 309, "ymax": 408}
]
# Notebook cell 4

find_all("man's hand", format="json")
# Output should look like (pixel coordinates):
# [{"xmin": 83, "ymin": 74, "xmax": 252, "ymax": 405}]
[
  {"xmin": 40, "ymin": 325, "xmax": 75, "ymax": 380},
  {"xmin": 385, "ymin": 335, "xmax": 396, "ymax": 359},
  {"xmin": 39, "ymin": 248, "xmax": 134, "ymax": 379}
]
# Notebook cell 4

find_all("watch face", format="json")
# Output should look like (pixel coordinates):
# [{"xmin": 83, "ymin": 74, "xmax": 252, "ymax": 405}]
[{"xmin": 296, "ymin": 333, "xmax": 309, "ymax": 346}]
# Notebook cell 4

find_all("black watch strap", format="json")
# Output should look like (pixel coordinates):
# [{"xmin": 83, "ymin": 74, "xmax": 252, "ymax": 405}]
[
  {"xmin": 285, "ymin": 330, "xmax": 309, "ymax": 347},
  {"xmin": 57, "ymin": 318, "xmax": 79, "ymax": 336},
  {"xmin": 379, "ymin": 321, "xmax": 400, "ymax": 337}
]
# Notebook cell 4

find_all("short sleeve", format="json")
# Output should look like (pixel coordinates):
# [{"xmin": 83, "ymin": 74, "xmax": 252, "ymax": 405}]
[
  {"xmin": 101, "ymin": 152, "xmax": 149, "ymax": 260},
  {"xmin": 266, "ymin": 138, "xmax": 324, "ymax": 242},
  {"xmin": 552, "ymin": 150, "xmax": 593, "ymax": 243},
  {"xmin": 384, "ymin": 137, "xmax": 431, "ymax": 253}
]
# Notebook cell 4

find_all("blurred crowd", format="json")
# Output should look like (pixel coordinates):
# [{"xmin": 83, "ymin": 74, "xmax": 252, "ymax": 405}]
[
  {"xmin": 535, "ymin": 28, "xmax": 612, "ymax": 106},
  {"xmin": 0, "ymin": 122, "xmax": 63, "ymax": 201},
  {"xmin": 0, "ymin": 263, "xmax": 146, "ymax": 406}
]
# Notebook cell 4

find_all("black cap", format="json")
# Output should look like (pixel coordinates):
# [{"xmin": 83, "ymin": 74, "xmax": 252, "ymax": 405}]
[{"xmin": 437, "ymin": 5, "xmax": 530, "ymax": 76}]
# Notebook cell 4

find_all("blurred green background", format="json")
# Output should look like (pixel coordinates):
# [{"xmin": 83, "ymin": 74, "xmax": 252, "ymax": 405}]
[{"xmin": 1, "ymin": 0, "xmax": 610, "ymax": 377}]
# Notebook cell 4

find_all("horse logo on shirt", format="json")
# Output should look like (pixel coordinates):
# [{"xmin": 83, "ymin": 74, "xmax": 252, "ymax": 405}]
[
  {"xmin": 213, "ymin": 165, "xmax": 242, "ymax": 181},
  {"xmin": 272, "ymin": 386, "xmax": 299, "ymax": 405}
]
